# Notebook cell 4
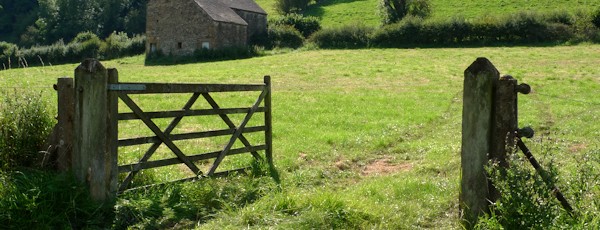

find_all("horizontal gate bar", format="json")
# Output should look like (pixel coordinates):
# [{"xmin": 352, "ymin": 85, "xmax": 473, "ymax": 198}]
[
  {"xmin": 118, "ymin": 167, "xmax": 250, "ymax": 193},
  {"xmin": 118, "ymin": 126, "xmax": 267, "ymax": 147},
  {"xmin": 118, "ymin": 145, "xmax": 267, "ymax": 173},
  {"xmin": 108, "ymin": 84, "xmax": 146, "ymax": 91},
  {"xmin": 108, "ymin": 83, "xmax": 265, "ymax": 94},
  {"xmin": 118, "ymin": 107, "xmax": 265, "ymax": 121}
]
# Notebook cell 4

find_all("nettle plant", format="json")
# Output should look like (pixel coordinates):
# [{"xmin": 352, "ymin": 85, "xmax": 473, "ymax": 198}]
[{"xmin": 476, "ymin": 139, "xmax": 600, "ymax": 229}]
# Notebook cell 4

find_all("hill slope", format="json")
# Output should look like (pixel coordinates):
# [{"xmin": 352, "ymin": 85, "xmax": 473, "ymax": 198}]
[{"xmin": 256, "ymin": 0, "xmax": 600, "ymax": 27}]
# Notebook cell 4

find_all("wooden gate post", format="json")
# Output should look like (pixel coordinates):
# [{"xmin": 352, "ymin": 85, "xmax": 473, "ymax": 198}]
[
  {"xmin": 460, "ymin": 58, "xmax": 499, "ymax": 227},
  {"xmin": 73, "ymin": 59, "xmax": 116, "ymax": 201},
  {"xmin": 56, "ymin": 77, "xmax": 74, "ymax": 171},
  {"xmin": 264, "ymin": 75, "xmax": 273, "ymax": 165},
  {"xmin": 107, "ymin": 68, "xmax": 119, "ymax": 197}
]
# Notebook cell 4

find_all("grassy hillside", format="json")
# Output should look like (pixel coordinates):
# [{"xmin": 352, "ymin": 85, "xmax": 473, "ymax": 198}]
[
  {"xmin": 2, "ymin": 45, "xmax": 599, "ymax": 228},
  {"xmin": 256, "ymin": 0, "xmax": 600, "ymax": 27}
]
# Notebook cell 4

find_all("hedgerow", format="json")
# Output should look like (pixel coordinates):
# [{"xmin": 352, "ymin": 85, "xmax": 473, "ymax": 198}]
[
  {"xmin": 0, "ymin": 31, "xmax": 146, "ymax": 69},
  {"xmin": 309, "ymin": 10, "xmax": 600, "ymax": 49}
]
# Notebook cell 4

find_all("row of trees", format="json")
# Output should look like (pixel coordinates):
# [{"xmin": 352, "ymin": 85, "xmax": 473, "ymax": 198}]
[{"xmin": 0, "ymin": 0, "xmax": 147, "ymax": 48}]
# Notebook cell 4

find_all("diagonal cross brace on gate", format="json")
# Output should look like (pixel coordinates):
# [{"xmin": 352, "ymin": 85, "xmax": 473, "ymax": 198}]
[
  {"xmin": 109, "ymin": 76, "xmax": 273, "ymax": 193},
  {"xmin": 117, "ymin": 93, "xmax": 202, "ymax": 192},
  {"xmin": 66, "ymin": 59, "xmax": 272, "ymax": 201}
]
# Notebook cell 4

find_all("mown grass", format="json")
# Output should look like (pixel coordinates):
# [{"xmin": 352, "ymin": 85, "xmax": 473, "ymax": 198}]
[
  {"xmin": 1, "ymin": 45, "xmax": 599, "ymax": 228},
  {"xmin": 256, "ymin": 0, "xmax": 600, "ymax": 27}
]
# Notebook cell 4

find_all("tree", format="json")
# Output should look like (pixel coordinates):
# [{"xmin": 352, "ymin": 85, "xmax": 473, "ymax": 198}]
[{"xmin": 379, "ymin": 0, "xmax": 431, "ymax": 25}]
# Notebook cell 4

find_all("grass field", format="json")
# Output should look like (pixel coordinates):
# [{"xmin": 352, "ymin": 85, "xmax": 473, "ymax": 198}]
[
  {"xmin": 256, "ymin": 0, "xmax": 600, "ymax": 27},
  {"xmin": 2, "ymin": 44, "xmax": 599, "ymax": 228}
]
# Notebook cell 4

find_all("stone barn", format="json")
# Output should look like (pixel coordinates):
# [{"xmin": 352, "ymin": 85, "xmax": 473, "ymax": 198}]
[{"xmin": 146, "ymin": 0, "xmax": 267, "ymax": 56}]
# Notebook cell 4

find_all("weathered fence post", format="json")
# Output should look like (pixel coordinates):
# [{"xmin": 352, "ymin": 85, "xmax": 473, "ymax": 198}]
[
  {"xmin": 107, "ymin": 68, "xmax": 119, "ymax": 197},
  {"xmin": 461, "ymin": 58, "xmax": 525, "ymax": 228},
  {"xmin": 460, "ymin": 58, "xmax": 499, "ymax": 227},
  {"xmin": 73, "ymin": 59, "xmax": 116, "ymax": 201},
  {"xmin": 264, "ymin": 75, "xmax": 273, "ymax": 165},
  {"xmin": 56, "ymin": 77, "xmax": 74, "ymax": 171}
]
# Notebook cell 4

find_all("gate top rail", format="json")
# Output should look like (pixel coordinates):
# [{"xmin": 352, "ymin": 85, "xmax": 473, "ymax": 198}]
[{"xmin": 108, "ymin": 82, "xmax": 266, "ymax": 94}]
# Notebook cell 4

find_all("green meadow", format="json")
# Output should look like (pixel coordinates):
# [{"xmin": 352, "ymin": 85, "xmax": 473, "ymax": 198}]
[
  {"xmin": 2, "ymin": 45, "xmax": 599, "ymax": 228},
  {"xmin": 256, "ymin": 0, "xmax": 600, "ymax": 27}
]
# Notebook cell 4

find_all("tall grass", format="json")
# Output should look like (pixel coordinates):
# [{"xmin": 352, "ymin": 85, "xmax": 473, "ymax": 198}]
[{"xmin": 0, "ymin": 90, "xmax": 54, "ymax": 171}]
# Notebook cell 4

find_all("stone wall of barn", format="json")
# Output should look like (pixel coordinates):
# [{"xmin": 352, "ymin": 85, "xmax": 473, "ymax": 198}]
[
  {"xmin": 214, "ymin": 22, "xmax": 247, "ymax": 49},
  {"xmin": 146, "ymin": 0, "xmax": 217, "ymax": 56},
  {"xmin": 234, "ymin": 10, "xmax": 267, "ymax": 42}
]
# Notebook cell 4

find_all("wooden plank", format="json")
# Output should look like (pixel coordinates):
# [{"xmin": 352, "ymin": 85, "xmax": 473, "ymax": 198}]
[
  {"xmin": 118, "ymin": 126, "xmax": 266, "ymax": 147},
  {"xmin": 118, "ymin": 145, "xmax": 267, "ymax": 173},
  {"xmin": 264, "ymin": 76, "xmax": 273, "ymax": 165},
  {"xmin": 118, "ymin": 93, "xmax": 202, "ymax": 175},
  {"xmin": 118, "ymin": 107, "xmax": 265, "ymax": 121},
  {"xmin": 207, "ymin": 89, "xmax": 268, "ymax": 175},
  {"xmin": 73, "ymin": 59, "xmax": 109, "ymax": 201},
  {"xmin": 460, "ymin": 57, "xmax": 499, "ymax": 228},
  {"xmin": 56, "ymin": 77, "xmax": 74, "ymax": 171},
  {"xmin": 109, "ymin": 82, "xmax": 265, "ymax": 94},
  {"xmin": 107, "ymin": 69, "xmax": 119, "ymax": 199},
  {"xmin": 118, "ymin": 93, "xmax": 200, "ymax": 192},
  {"xmin": 118, "ymin": 167, "xmax": 249, "ymax": 193},
  {"xmin": 202, "ymin": 93, "xmax": 262, "ymax": 160}
]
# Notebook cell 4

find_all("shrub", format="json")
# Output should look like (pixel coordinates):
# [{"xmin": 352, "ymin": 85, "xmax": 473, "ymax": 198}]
[
  {"xmin": 476, "ymin": 143, "xmax": 600, "ymax": 229},
  {"xmin": 0, "ymin": 91, "xmax": 54, "ymax": 171},
  {"xmin": 100, "ymin": 32, "xmax": 145, "ymax": 59},
  {"xmin": 268, "ymin": 25, "xmax": 305, "ymax": 49},
  {"xmin": 309, "ymin": 25, "xmax": 374, "ymax": 49},
  {"xmin": 101, "ymin": 31, "xmax": 131, "ymax": 59},
  {"xmin": 269, "ymin": 13, "xmax": 321, "ymax": 38},
  {"xmin": 378, "ymin": 0, "xmax": 432, "ymax": 25},
  {"xmin": 593, "ymin": 8, "xmax": 600, "ymax": 28},
  {"xmin": 68, "ymin": 32, "xmax": 103, "ymax": 60},
  {"xmin": 371, "ymin": 16, "xmax": 425, "ymax": 47},
  {"xmin": 0, "ymin": 42, "xmax": 18, "ymax": 69}
]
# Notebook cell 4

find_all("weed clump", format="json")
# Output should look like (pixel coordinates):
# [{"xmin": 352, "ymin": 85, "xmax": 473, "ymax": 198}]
[
  {"xmin": 476, "ymin": 140, "xmax": 600, "ymax": 229},
  {"xmin": 0, "ymin": 90, "xmax": 54, "ymax": 171}
]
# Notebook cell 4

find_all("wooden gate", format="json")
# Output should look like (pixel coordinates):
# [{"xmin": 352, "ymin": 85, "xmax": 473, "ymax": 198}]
[
  {"xmin": 58, "ymin": 59, "xmax": 272, "ymax": 200},
  {"xmin": 111, "ymin": 76, "xmax": 273, "ymax": 192}
]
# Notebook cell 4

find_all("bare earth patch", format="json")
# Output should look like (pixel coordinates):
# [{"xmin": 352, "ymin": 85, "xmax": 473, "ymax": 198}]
[
  {"xmin": 361, "ymin": 157, "xmax": 412, "ymax": 176},
  {"xmin": 568, "ymin": 143, "xmax": 587, "ymax": 153}
]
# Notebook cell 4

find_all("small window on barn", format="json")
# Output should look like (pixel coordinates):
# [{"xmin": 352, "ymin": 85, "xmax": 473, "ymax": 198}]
[
  {"xmin": 177, "ymin": 42, "xmax": 183, "ymax": 49},
  {"xmin": 150, "ymin": 43, "xmax": 157, "ymax": 52},
  {"xmin": 202, "ymin": 42, "xmax": 210, "ymax": 49}
]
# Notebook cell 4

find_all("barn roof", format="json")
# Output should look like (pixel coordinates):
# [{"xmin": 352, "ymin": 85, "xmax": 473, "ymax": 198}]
[
  {"xmin": 193, "ymin": 0, "xmax": 248, "ymax": 25},
  {"xmin": 220, "ymin": 0, "xmax": 267, "ymax": 15}
]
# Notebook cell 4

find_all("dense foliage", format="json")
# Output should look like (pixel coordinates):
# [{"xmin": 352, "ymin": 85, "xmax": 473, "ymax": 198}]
[
  {"xmin": 267, "ymin": 25, "xmax": 305, "ymax": 49},
  {"xmin": 308, "ymin": 25, "xmax": 373, "ymax": 49},
  {"xmin": 308, "ymin": 10, "xmax": 600, "ymax": 49},
  {"xmin": 0, "ymin": 0, "xmax": 147, "ymax": 47},
  {"xmin": 269, "ymin": 13, "xmax": 321, "ymax": 38},
  {"xmin": 378, "ymin": 0, "xmax": 432, "ymax": 25},
  {"xmin": 0, "ymin": 91, "xmax": 54, "ymax": 171},
  {"xmin": 0, "ymin": 31, "xmax": 145, "ymax": 69},
  {"xmin": 476, "ymin": 147, "xmax": 600, "ymax": 229}
]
